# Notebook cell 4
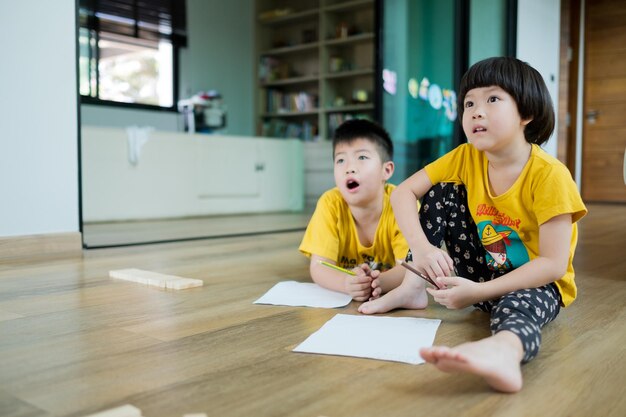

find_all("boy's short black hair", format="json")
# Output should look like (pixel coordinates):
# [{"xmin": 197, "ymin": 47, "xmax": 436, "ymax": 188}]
[
  {"xmin": 332, "ymin": 118, "xmax": 394, "ymax": 162},
  {"xmin": 458, "ymin": 56, "xmax": 555, "ymax": 145}
]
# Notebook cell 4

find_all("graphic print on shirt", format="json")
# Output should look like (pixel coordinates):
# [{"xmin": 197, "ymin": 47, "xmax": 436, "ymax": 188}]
[
  {"xmin": 338, "ymin": 255, "xmax": 392, "ymax": 272},
  {"xmin": 478, "ymin": 222, "xmax": 530, "ymax": 271}
]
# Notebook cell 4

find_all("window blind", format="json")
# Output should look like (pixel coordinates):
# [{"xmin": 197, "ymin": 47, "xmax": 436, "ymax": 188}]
[{"xmin": 79, "ymin": 0, "xmax": 187, "ymax": 47}]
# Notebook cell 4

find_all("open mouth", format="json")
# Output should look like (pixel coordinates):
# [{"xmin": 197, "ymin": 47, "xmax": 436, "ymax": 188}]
[
  {"xmin": 473, "ymin": 127, "xmax": 486, "ymax": 133},
  {"xmin": 346, "ymin": 179, "xmax": 360, "ymax": 190}
]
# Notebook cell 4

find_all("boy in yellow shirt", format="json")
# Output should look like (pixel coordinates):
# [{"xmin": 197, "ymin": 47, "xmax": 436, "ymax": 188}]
[{"xmin": 299, "ymin": 119, "xmax": 411, "ymax": 301}]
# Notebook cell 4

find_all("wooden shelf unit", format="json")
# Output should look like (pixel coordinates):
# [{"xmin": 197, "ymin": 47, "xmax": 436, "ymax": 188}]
[{"xmin": 255, "ymin": 0, "xmax": 377, "ymax": 141}]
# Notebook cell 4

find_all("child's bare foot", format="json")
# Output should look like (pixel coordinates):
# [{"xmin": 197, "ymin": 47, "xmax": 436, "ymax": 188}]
[
  {"xmin": 358, "ymin": 274, "xmax": 427, "ymax": 314},
  {"xmin": 419, "ymin": 331, "xmax": 524, "ymax": 393}
]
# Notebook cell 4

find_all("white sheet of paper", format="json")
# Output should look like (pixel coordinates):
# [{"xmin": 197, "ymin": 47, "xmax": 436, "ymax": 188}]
[
  {"xmin": 254, "ymin": 281, "xmax": 352, "ymax": 308},
  {"xmin": 293, "ymin": 314, "xmax": 441, "ymax": 364}
]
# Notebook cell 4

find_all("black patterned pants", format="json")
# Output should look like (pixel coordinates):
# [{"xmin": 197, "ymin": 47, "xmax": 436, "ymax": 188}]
[{"xmin": 409, "ymin": 183, "xmax": 561, "ymax": 363}]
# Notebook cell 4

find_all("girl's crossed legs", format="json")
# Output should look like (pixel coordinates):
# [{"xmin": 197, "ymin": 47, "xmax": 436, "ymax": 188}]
[{"xmin": 359, "ymin": 183, "xmax": 561, "ymax": 392}]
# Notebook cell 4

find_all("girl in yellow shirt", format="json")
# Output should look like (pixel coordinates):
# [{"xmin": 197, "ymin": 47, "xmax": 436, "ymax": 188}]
[{"xmin": 359, "ymin": 57, "xmax": 587, "ymax": 393}]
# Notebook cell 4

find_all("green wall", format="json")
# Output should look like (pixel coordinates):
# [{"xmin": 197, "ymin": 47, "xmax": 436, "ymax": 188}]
[{"xmin": 182, "ymin": 0, "xmax": 254, "ymax": 135}]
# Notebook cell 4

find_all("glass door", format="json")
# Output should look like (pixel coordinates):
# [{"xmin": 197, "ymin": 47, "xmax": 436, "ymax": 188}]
[
  {"xmin": 379, "ymin": 0, "xmax": 513, "ymax": 183},
  {"xmin": 380, "ymin": 0, "xmax": 459, "ymax": 183}
]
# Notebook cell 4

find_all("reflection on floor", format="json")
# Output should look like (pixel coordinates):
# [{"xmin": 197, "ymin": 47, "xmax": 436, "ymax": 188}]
[{"xmin": 83, "ymin": 210, "xmax": 314, "ymax": 248}]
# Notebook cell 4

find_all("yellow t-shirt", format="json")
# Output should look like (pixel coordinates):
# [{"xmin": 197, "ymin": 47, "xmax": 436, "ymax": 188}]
[
  {"xmin": 299, "ymin": 184, "xmax": 409, "ymax": 271},
  {"xmin": 424, "ymin": 143, "xmax": 587, "ymax": 307}
]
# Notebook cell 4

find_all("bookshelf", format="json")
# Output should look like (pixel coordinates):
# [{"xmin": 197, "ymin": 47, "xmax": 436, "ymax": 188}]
[{"xmin": 255, "ymin": 0, "xmax": 378, "ymax": 141}]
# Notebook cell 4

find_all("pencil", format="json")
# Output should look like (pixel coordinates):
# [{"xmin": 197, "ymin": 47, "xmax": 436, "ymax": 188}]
[
  {"xmin": 400, "ymin": 261, "xmax": 439, "ymax": 287},
  {"xmin": 318, "ymin": 260, "xmax": 356, "ymax": 276}
]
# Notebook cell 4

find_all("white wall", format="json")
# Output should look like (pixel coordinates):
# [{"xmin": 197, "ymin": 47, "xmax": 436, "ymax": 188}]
[
  {"xmin": 0, "ymin": 0, "xmax": 79, "ymax": 237},
  {"xmin": 517, "ymin": 0, "xmax": 561, "ymax": 157}
]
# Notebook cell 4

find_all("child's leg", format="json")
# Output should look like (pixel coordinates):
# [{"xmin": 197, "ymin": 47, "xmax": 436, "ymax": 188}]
[
  {"xmin": 359, "ymin": 183, "xmax": 477, "ymax": 314},
  {"xmin": 490, "ymin": 284, "xmax": 561, "ymax": 362},
  {"xmin": 357, "ymin": 266, "xmax": 428, "ymax": 314},
  {"xmin": 419, "ymin": 330, "xmax": 524, "ymax": 392},
  {"xmin": 419, "ymin": 183, "xmax": 492, "ymax": 284},
  {"xmin": 421, "ymin": 284, "xmax": 561, "ymax": 392}
]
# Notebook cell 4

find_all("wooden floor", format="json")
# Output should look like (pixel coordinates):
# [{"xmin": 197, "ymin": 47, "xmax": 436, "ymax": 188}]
[{"xmin": 1, "ymin": 204, "xmax": 624, "ymax": 417}]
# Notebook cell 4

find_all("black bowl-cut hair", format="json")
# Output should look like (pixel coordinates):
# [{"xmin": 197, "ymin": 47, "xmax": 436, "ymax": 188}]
[
  {"xmin": 332, "ymin": 118, "xmax": 394, "ymax": 162},
  {"xmin": 458, "ymin": 56, "xmax": 555, "ymax": 145}
]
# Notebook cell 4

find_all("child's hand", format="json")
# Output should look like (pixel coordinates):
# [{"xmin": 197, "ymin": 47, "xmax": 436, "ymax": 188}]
[
  {"xmin": 344, "ymin": 266, "xmax": 373, "ymax": 301},
  {"xmin": 426, "ymin": 276, "xmax": 480, "ymax": 309},
  {"xmin": 362, "ymin": 264, "xmax": 383, "ymax": 299},
  {"xmin": 370, "ymin": 280, "xmax": 383, "ymax": 299},
  {"xmin": 413, "ymin": 245, "xmax": 454, "ymax": 281}
]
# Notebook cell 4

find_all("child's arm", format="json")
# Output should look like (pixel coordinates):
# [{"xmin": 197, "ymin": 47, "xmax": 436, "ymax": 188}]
[
  {"xmin": 309, "ymin": 254, "xmax": 373, "ymax": 301},
  {"xmin": 391, "ymin": 170, "xmax": 454, "ymax": 278},
  {"xmin": 427, "ymin": 214, "xmax": 573, "ymax": 309}
]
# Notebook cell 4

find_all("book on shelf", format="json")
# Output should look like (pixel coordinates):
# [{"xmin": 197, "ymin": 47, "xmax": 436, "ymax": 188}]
[
  {"xmin": 266, "ymin": 90, "xmax": 318, "ymax": 113},
  {"xmin": 259, "ymin": 56, "xmax": 292, "ymax": 83},
  {"xmin": 262, "ymin": 119, "xmax": 318, "ymax": 141},
  {"xmin": 328, "ymin": 113, "xmax": 372, "ymax": 139}
]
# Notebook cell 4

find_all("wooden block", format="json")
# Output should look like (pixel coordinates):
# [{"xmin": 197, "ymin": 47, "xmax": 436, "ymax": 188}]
[
  {"xmin": 109, "ymin": 269, "xmax": 203, "ymax": 290},
  {"xmin": 167, "ymin": 278, "xmax": 204, "ymax": 290},
  {"xmin": 83, "ymin": 404, "xmax": 142, "ymax": 417}
]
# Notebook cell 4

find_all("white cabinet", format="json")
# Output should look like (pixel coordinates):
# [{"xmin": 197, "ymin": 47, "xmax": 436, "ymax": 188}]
[
  {"xmin": 81, "ymin": 126, "xmax": 304, "ymax": 222},
  {"xmin": 303, "ymin": 141, "xmax": 335, "ymax": 207},
  {"xmin": 194, "ymin": 139, "xmax": 260, "ymax": 199}
]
